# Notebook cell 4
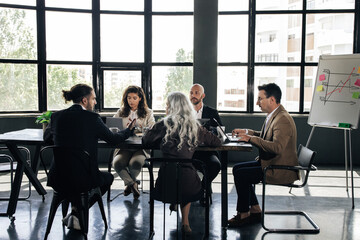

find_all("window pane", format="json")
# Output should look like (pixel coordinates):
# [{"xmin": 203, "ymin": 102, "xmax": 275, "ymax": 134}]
[
  {"xmin": 306, "ymin": 0, "xmax": 355, "ymax": 10},
  {"xmin": 219, "ymin": 0, "xmax": 248, "ymax": 11},
  {"xmin": 0, "ymin": 63, "xmax": 38, "ymax": 111},
  {"xmin": 47, "ymin": 65, "xmax": 92, "ymax": 110},
  {"xmin": 101, "ymin": 15, "xmax": 144, "ymax": 62},
  {"xmin": 304, "ymin": 66, "xmax": 317, "ymax": 112},
  {"xmin": 103, "ymin": 70, "xmax": 142, "ymax": 108},
  {"xmin": 217, "ymin": 67, "xmax": 248, "ymax": 111},
  {"xmin": 0, "ymin": 0, "xmax": 35, "ymax": 5},
  {"xmin": 254, "ymin": 66, "xmax": 300, "ymax": 112},
  {"xmin": 100, "ymin": 0, "xmax": 144, "ymax": 11},
  {"xmin": 218, "ymin": 15, "xmax": 248, "ymax": 62},
  {"xmin": 152, "ymin": 66, "xmax": 193, "ymax": 110},
  {"xmin": 153, "ymin": 16, "xmax": 193, "ymax": 62},
  {"xmin": 256, "ymin": 14, "xmax": 302, "ymax": 62},
  {"xmin": 0, "ymin": 8, "xmax": 37, "ymax": 60},
  {"xmin": 45, "ymin": 0, "xmax": 91, "ymax": 9},
  {"xmin": 256, "ymin": 0, "xmax": 302, "ymax": 10},
  {"xmin": 305, "ymin": 13, "xmax": 354, "ymax": 63},
  {"xmin": 153, "ymin": 0, "xmax": 193, "ymax": 12},
  {"xmin": 46, "ymin": 12, "xmax": 92, "ymax": 61}
]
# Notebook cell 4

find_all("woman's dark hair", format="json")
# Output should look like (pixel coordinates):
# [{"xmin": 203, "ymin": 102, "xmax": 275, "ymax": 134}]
[
  {"xmin": 62, "ymin": 84, "xmax": 93, "ymax": 104},
  {"xmin": 258, "ymin": 83, "xmax": 282, "ymax": 104},
  {"xmin": 119, "ymin": 85, "xmax": 149, "ymax": 118}
]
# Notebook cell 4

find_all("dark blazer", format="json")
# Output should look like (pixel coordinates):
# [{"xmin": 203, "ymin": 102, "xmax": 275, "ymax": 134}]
[
  {"xmin": 44, "ymin": 104, "xmax": 132, "ymax": 193},
  {"xmin": 201, "ymin": 105, "xmax": 223, "ymax": 129}
]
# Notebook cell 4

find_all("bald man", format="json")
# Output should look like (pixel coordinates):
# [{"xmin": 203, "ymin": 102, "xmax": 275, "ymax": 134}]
[{"xmin": 190, "ymin": 83, "xmax": 222, "ymax": 206}]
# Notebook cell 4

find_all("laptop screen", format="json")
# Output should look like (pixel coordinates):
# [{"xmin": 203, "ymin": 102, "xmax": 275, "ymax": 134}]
[{"xmin": 105, "ymin": 117, "xmax": 124, "ymax": 130}]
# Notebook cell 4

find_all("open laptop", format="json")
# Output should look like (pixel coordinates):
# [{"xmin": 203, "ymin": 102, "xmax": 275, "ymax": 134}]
[
  {"xmin": 197, "ymin": 118, "xmax": 210, "ymax": 126},
  {"xmin": 105, "ymin": 117, "xmax": 124, "ymax": 130},
  {"xmin": 212, "ymin": 118, "xmax": 242, "ymax": 143}
]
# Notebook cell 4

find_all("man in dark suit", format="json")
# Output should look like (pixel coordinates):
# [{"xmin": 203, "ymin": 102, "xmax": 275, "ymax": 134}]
[
  {"xmin": 44, "ymin": 83, "xmax": 135, "ymax": 230},
  {"xmin": 190, "ymin": 83, "xmax": 222, "ymax": 205}
]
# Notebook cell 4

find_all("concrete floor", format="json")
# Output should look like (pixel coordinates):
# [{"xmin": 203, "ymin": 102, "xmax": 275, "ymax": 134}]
[{"xmin": 0, "ymin": 165, "xmax": 359, "ymax": 240}]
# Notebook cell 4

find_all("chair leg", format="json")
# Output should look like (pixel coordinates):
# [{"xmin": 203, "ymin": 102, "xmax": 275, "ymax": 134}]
[
  {"xmin": 96, "ymin": 195, "xmax": 108, "ymax": 229},
  {"xmin": 61, "ymin": 200, "xmax": 70, "ymax": 219},
  {"xmin": 45, "ymin": 192, "xmax": 64, "ymax": 239},
  {"xmin": 79, "ymin": 193, "xmax": 89, "ymax": 237}
]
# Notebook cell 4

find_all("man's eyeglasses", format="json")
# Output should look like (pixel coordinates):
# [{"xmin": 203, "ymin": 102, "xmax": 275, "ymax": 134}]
[{"xmin": 257, "ymin": 96, "xmax": 269, "ymax": 102}]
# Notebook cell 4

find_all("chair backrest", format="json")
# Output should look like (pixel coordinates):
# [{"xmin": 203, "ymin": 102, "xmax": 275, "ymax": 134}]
[
  {"xmin": 148, "ymin": 158, "xmax": 204, "ymax": 204},
  {"xmin": 42, "ymin": 146, "xmax": 94, "ymax": 195},
  {"xmin": 297, "ymin": 144, "xmax": 316, "ymax": 168}
]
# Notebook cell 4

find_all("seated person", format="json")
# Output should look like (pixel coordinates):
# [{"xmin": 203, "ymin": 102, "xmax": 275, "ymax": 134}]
[
  {"xmin": 227, "ymin": 83, "xmax": 299, "ymax": 227},
  {"xmin": 112, "ymin": 86, "xmax": 155, "ymax": 199},
  {"xmin": 142, "ymin": 92, "xmax": 221, "ymax": 235},
  {"xmin": 44, "ymin": 83, "xmax": 135, "ymax": 230}
]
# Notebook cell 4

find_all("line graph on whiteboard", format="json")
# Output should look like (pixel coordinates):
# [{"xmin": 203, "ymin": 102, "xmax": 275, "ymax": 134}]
[{"xmin": 317, "ymin": 67, "xmax": 360, "ymax": 105}]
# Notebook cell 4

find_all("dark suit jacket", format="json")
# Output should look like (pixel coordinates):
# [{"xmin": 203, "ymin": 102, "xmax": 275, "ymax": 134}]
[
  {"xmin": 201, "ymin": 105, "xmax": 223, "ymax": 129},
  {"xmin": 44, "ymin": 104, "xmax": 131, "ymax": 193},
  {"xmin": 248, "ymin": 105, "xmax": 299, "ymax": 184}
]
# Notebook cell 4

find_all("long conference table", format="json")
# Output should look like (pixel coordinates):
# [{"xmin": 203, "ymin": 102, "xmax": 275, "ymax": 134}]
[{"xmin": 0, "ymin": 128, "xmax": 252, "ymax": 229}]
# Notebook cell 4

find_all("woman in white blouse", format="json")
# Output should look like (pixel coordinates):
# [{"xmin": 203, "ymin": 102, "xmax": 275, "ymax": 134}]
[{"xmin": 113, "ymin": 85, "xmax": 155, "ymax": 199}]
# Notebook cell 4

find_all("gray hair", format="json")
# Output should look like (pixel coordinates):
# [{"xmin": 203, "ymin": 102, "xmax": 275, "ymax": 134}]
[{"xmin": 163, "ymin": 92, "xmax": 200, "ymax": 151}]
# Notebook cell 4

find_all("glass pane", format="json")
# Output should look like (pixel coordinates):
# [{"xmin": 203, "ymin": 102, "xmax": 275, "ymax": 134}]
[
  {"xmin": 152, "ymin": 66, "xmax": 193, "ymax": 110},
  {"xmin": 307, "ymin": 0, "xmax": 355, "ymax": 10},
  {"xmin": 304, "ymin": 66, "xmax": 317, "ymax": 112},
  {"xmin": 45, "ymin": 0, "xmax": 91, "ymax": 9},
  {"xmin": 256, "ymin": 0, "xmax": 302, "ymax": 10},
  {"xmin": 254, "ymin": 66, "xmax": 300, "ymax": 112},
  {"xmin": 153, "ymin": 0, "xmax": 193, "ymax": 12},
  {"xmin": 217, "ymin": 66, "xmax": 248, "ymax": 111},
  {"xmin": 306, "ymin": 13, "xmax": 354, "ymax": 63},
  {"xmin": 103, "ymin": 70, "xmax": 142, "ymax": 108},
  {"xmin": 100, "ymin": 0, "xmax": 144, "ymax": 11},
  {"xmin": 46, "ymin": 12, "xmax": 92, "ymax": 61},
  {"xmin": 153, "ymin": 16, "xmax": 193, "ymax": 62},
  {"xmin": 256, "ymin": 14, "xmax": 302, "ymax": 62},
  {"xmin": 0, "ymin": 63, "xmax": 38, "ymax": 111},
  {"xmin": 218, "ymin": 15, "xmax": 248, "ymax": 62},
  {"xmin": 47, "ymin": 64, "xmax": 93, "ymax": 110},
  {"xmin": 101, "ymin": 15, "xmax": 144, "ymax": 62},
  {"xmin": 0, "ymin": 8, "xmax": 37, "ymax": 60},
  {"xmin": 0, "ymin": 0, "xmax": 35, "ymax": 5},
  {"xmin": 219, "ymin": 0, "xmax": 248, "ymax": 11}
]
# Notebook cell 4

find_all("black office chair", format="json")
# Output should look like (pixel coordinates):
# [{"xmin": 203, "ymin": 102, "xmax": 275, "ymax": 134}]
[
  {"xmin": 0, "ymin": 146, "xmax": 32, "ymax": 201},
  {"xmin": 41, "ymin": 146, "xmax": 108, "ymax": 240},
  {"xmin": 148, "ymin": 158, "xmax": 210, "ymax": 240},
  {"xmin": 106, "ymin": 148, "xmax": 151, "ymax": 201},
  {"xmin": 261, "ymin": 144, "xmax": 320, "ymax": 234}
]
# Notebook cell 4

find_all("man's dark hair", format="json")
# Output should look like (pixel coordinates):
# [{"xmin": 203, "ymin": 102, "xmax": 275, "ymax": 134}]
[
  {"xmin": 258, "ymin": 83, "xmax": 282, "ymax": 104},
  {"xmin": 62, "ymin": 84, "xmax": 93, "ymax": 104}
]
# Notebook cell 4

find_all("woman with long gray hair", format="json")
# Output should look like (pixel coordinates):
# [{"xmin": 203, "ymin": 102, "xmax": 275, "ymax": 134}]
[{"xmin": 142, "ymin": 92, "xmax": 221, "ymax": 234}]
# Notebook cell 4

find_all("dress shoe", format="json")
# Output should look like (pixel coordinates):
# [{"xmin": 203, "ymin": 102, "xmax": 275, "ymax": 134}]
[
  {"xmin": 181, "ymin": 224, "xmax": 192, "ymax": 235},
  {"xmin": 227, "ymin": 214, "xmax": 252, "ymax": 228},
  {"xmin": 67, "ymin": 215, "xmax": 81, "ymax": 230},
  {"xmin": 250, "ymin": 212, "xmax": 262, "ymax": 223},
  {"xmin": 169, "ymin": 204, "xmax": 178, "ymax": 215},
  {"xmin": 130, "ymin": 182, "xmax": 140, "ymax": 199},
  {"xmin": 123, "ymin": 185, "xmax": 131, "ymax": 196}
]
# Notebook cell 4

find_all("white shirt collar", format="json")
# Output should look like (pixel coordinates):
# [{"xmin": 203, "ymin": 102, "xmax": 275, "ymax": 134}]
[{"xmin": 195, "ymin": 105, "xmax": 203, "ymax": 119}]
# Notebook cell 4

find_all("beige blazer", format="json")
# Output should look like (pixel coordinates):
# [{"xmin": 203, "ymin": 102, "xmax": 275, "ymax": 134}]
[
  {"xmin": 113, "ymin": 108, "xmax": 155, "ymax": 158},
  {"xmin": 248, "ymin": 105, "xmax": 299, "ymax": 184}
]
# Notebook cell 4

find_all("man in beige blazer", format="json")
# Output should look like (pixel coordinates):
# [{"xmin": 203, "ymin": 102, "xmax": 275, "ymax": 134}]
[{"xmin": 228, "ymin": 83, "xmax": 298, "ymax": 228}]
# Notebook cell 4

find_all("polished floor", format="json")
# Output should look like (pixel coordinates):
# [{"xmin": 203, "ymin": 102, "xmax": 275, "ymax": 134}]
[{"xmin": 0, "ymin": 164, "xmax": 359, "ymax": 240}]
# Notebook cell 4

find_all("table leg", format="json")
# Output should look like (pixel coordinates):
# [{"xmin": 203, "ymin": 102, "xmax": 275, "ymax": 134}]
[
  {"xmin": 31, "ymin": 144, "xmax": 41, "ymax": 174},
  {"xmin": 6, "ymin": 143, "xmax": 46, "ymax": 217},
  {"xmin": 221, "ymin": 151, "xmax": 228, "ymax": 228}
]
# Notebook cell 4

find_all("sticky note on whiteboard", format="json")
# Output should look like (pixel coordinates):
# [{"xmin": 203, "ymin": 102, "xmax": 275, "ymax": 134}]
[
  {"xmin": 352, "ymin": 92, "xmax": 360, "ymax": 99},
  {"xmin": 319, "ymin": 74, "xmax": 326, "ymax": 81},
  {"xmin": 316, "ymin": 85, "xmax": 324, "ymax": 92},
  {"xmin": 357, "ymin": 67, "xmax": 360, "ymax": 74},
  {"xmin": 355, "ymin": 79, "xmax": 360, "ymax": 87}
]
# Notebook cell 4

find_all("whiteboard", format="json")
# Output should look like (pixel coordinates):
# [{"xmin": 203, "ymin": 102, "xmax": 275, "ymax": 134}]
[{"xmin": 308, "ymin": 54, "xmax": 360, "ymax": 129}]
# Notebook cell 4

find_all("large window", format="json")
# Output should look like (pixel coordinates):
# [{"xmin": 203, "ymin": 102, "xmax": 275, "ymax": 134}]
[
  {"xmin": 0, "ymin": 0, "xmax": 358, "ymax": 113},
  {"xmin": 218, "ymin": 0, "xmax": 356, "ymax": 113}
]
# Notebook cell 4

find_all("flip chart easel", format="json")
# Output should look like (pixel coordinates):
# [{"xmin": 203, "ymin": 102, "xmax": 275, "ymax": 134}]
[
  {"xmin": 306, "ymin": 125, "xmax": 354, "ymax": 209},
  {"xmin": 307, "ymin": 54, "xmax": 360, "ymax": 209}
]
